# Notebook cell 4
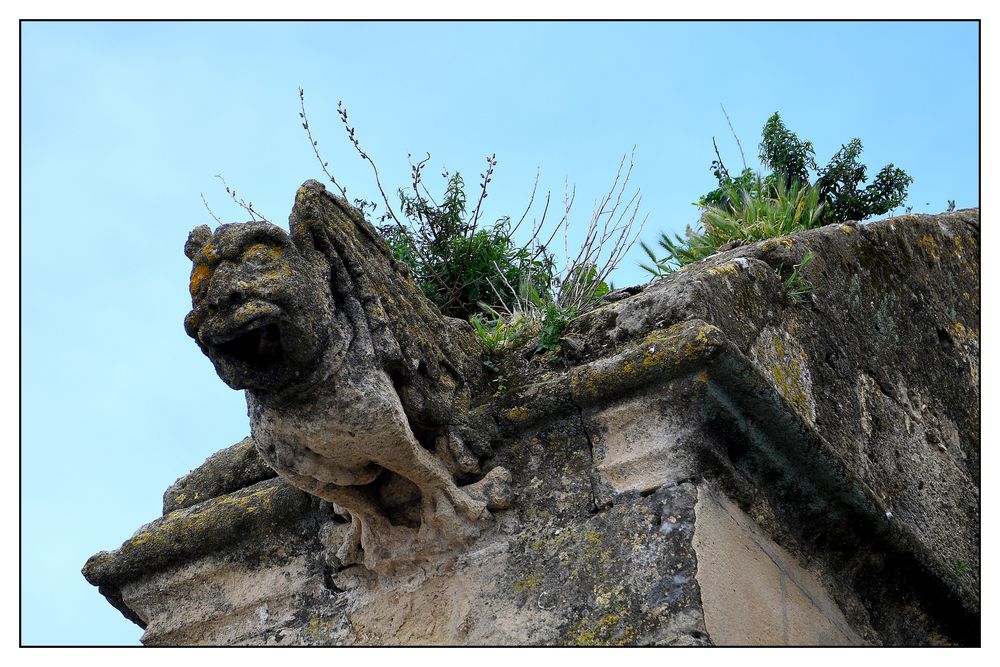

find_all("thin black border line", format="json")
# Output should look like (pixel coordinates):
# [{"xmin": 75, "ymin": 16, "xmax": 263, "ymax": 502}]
[
  {"xmin": 19, "ymin": 16, "xmax": 983, "ymax": 649},
  {"xmin": 18, "ymin": 17, "xmax": 22, "ymax": 651},
  {"xmin": 17, "ymin": 18, "xmax": 984, "ymax": 23}
]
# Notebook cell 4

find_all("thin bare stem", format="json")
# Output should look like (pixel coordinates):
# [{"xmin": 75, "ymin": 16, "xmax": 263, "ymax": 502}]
[
  {"xmin": 518, "ymin": 189, "xmax": 555, "ymax": 263},
  {"xmin": 409, "ymin": 153, "xmax": 435, "ymax": 207},
  {"xmin": 338, "ymin": 101, "xmax": 402, "ymax": 228},
  {"xmin": 509, "ymin": 168, "xmax": 541, "ymax": 239},
  {"xmin": 299, "ymin": 88, "xmax": 348, "ymax": 199},
  {"xmin": 551, "ymin": 148, "xmax": 643, "ymax": 311},
  {"xmin": 215, "ymin": 174, "xmax": 271, "ymax": 224},
  {"xmin": 337, "ymin": 101, "xmax": 457, "ymax": 305},
  {"xmin": 712, "ymin": 137, "xmax": 730, "ymax": 181},
  {"xmin": 200, "ymin": 193, "xmax": 223, "ymax": 225},
  {"xmin": 720, "ymin": 103, "xmax": 747, "ymax": 171},
  {"xmin": 469, "ymin": 153, "xmax": 496, "ymax": 229},
  {"xmin": 457, "ymin": 153, "xmax": 497, "ymax": 288},
  {"xmin": 526, "ymin": 184, "xmax": 569, "ymax": 266}
]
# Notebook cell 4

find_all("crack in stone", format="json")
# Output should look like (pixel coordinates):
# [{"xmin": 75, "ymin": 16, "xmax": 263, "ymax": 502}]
[{"xmin": 570, "ymin": 400, "xmax": 602, "ymax": 514}]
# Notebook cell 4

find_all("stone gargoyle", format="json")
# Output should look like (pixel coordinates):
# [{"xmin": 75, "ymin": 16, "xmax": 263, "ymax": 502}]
[{"xmin": 183, "ymin": 180, "xmax": 512, "ymax": 572}]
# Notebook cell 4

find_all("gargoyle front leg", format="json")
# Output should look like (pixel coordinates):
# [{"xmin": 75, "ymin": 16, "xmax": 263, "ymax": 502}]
[
  {"xmin": 374, "ymin": 436, "xmax": 488, "ymax": 526},
  {"xmin": 272, "ymin": 467, "xmax": 395, "ymax": 566},
  {"xmin": 331, "ymin": 507, "xmax": 363, "ymax": 566},
  {"xmin": 315, "ymin": 485, "xmax": 396, "ymax": 565}
]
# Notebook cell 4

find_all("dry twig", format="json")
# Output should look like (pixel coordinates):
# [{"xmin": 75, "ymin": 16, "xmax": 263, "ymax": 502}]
[
  {"xmin": 200, "ymin": 192, "xmax": 223, "ymax": 225},
  {"xmin": 215, "ymin": 174, "xmax": 271, "ymax": 224},
  {"xmin": 299, "ymin": 88, "xmax": 348, "ymax": 199}
]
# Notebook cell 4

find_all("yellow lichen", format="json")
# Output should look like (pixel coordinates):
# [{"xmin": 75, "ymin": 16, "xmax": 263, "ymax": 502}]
[
  {"xmin": 754, "ymin": 330, "xmax": 814, "ymax": 424},
  {"xmin": 761, "ymin": 237, "xmax": 795, "ymax": 252},
  {"xmin": 305, "ymin": 615, "xmax": 334, "ymax": 639},
  {"xmin": 708, "ymin": 262, "xmax": 739, "ymax": 278},
  {"xmin": 507, "ymin": 406, "xmax": 528, "ymax": 422},
  {"xmin": 189, "ymin": 263, "xmax": 212, "ymax": 296},
  {"xmin": 574, "ymin": 613, "xmax": 620, "ymax": 645},
  {"xmin": 767, "ymin": 344, "xmax": 811, "ymax": 419},
  {"xmin": 917, "ymin": 234, "xmax": 941, "ymax": 262},
  {"xmin": 202, "ymin": 243, "xmax": 219, "ymax": 263},
  {"xmin": 241, "ymin": 243, "xmax": 285, "ymax": 264},
  {"xmin": 514, "ymin": 574, "xmax": 544, "ymax": 592}
]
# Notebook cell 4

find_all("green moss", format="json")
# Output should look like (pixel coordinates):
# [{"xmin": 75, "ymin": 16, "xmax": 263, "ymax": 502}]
[
  {"xmin": 514, "ymin": 574, "xmax": 544, "ymax": 592},
  {"xmin": 569, "ymin": 320, "xmax": 722, "ymax": 405},
  {"xmin": 305, "ymin": 615, "xmax": 335, "ymax": 640},
  {"xmin": 506, "ymin": 406, "xmax": 528, "ymax": 422},
  {"xmin": 83, "ymin": 480, "xmax": 309, "ymax": 588}
]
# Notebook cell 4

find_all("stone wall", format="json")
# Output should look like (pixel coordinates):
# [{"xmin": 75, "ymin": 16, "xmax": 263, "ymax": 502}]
[{"xmin": 83, "ymin": 209, "xmax": 980, "ymax": 646}]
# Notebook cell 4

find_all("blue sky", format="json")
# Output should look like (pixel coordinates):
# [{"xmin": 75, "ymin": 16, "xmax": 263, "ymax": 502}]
[{"xmin": 21, "ymin": 21, "xmax": 979, "ymax": 645}]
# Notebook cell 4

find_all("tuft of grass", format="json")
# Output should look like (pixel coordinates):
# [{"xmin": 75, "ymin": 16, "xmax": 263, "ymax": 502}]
[
  {"xmin": 781, "ymin": 251, "xmax": 815, "ymax": 303},
  {"xmin": 536, "ymin": 304, "xmax": 577, "ymax": 353},
  {"xmin": 641, "ymin": 176, "xmax": 825, "ymax": 277},
  {"xmin": 469, "ymin": 310, "xmax": 527, "ymax": 353},
  {"xmin": 469, "ymin": 274, "xmax": 579, "ymax": 354}
]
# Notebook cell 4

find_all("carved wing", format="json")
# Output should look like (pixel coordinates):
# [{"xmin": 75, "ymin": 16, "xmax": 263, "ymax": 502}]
[{"xmin": 287, "ymin": 180, "xmax": 486, "ymax": 435}]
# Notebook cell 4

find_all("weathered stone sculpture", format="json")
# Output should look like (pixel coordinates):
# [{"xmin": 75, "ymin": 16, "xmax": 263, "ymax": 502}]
[
  {"xmin": 182, "ymin": 180, "xmax": 511, "ymax": 572},
  {"xmin": 83, "ymin": 205, "xmax": 979, "ymax": 646}
]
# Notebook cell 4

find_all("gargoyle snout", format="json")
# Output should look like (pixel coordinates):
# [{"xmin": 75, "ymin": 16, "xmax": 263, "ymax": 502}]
[{"xmin": 201, "ymin": 264, "xmax": 252, "ymax": 313}]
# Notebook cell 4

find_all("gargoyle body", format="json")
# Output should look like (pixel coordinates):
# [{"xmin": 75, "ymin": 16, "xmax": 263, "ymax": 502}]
[{"xmin": 184, "ymin": 180, "xmax": 511, "ymax": 572}]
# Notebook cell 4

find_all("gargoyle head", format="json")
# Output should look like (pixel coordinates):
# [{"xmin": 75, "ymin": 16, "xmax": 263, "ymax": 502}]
[{"xmin": 183, "ymin": 221, "xmax": 345, "ymax": 394}]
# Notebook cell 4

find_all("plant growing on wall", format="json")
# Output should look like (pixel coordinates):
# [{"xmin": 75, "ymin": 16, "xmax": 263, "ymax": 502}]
[
  {"xmin": 642, "ymin": 111, "xmax": 912, "ymax": 278},
  {"xmin": 297, "ymin": 89, "xmax": 644, "ymax": 353},
  {"xmin": 642, "ymin": 176, "xmax": 825, "ymax": 274}
]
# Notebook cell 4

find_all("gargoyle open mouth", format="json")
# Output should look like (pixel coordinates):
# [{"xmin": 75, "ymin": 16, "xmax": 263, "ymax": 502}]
[
  {"xmin": 213, "ymin": 319, "xmax": 286, "ymax": 366},
  {"xmin": 211, "ymin": 317, "xmax": 285, "ymax": 366}
]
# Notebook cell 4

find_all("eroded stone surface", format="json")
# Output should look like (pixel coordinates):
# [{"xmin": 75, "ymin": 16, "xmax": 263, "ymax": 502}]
[
  {"xmin": 163, "ymin": 437, "xmax": 275, "ymax": 513},
  {"xmin": 181, "ymin": 181, "xmax": 509, "ymax": 572},
  {"xmin": 570, "ymin": 210, "xmax": 981, "ymax": 621},
  {"xmin": 83, "ymin": 206, "xmax": 979, "ymax": 646}
]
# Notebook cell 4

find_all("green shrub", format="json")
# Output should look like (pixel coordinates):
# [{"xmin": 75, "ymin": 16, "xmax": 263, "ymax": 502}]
[
  {"xmin": 380, "ymin": 168, "xmax": 555, "ymax": 320},
  {"xmin": 297, "ymin": 90, "xmax": 643, "ymax": 356},
  {"xmin": 759, "ymin": 113, "xmax": 912, "ymax": 224},
  {"xmin": 642, "ymin": 111, "xmax": 912, "ymax": 279}
]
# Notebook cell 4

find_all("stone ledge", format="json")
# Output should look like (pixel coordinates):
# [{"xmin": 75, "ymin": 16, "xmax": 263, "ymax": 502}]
[
  {"xmin": 83, "ymin": 478, "xmax": 311, "ymax": 593},
  {"xmin": 162, "ymin": 437, "xmax": 277, "ymax": 514},
  {"xmin": 82, "ymin": 209, "xmax": 980, "ymax": 645}
]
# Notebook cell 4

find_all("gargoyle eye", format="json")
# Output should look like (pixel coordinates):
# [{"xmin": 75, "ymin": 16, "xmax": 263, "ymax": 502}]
[{"xmin": 241, "ymin": 243, "xmax": 284, "ymax": 267}]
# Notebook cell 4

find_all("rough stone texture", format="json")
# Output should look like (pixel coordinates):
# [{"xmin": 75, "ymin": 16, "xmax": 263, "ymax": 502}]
[
  {"xmin": 181, "ymin": 180, "xmax": 509, "ymax": 572},
  {"xmin": 570, "ymin": 211, "xmax": 981, "ymax": 635},
  {"xmin": 83, "ymin": 204, "xmax": 979, "ymax": 646},
  {"xmin": 163, "ymin": 437, "xmax": 275, "ymax": 513},
  {"xmin": 115, "ymin": 500, "xmax": 345, "ymax": 645}
]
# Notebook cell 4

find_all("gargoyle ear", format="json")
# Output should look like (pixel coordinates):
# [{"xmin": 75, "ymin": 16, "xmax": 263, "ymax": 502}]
[{"xmin": 185, "ymin": 225, "xmax": 213, "ymax": 261}]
